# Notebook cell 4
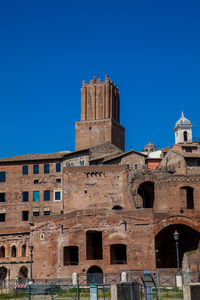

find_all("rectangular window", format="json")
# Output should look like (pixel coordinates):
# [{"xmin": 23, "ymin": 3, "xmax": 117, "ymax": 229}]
[
  {"xmin": 63, "ymin": 246, "xmax": 79, "ymax": 266},
  {"xmin": 0, "ymin": 213, "xmax": 5, "ymax": 222},
  {"xmin": 33, "ymin": 211, "xmax": 40, "ymax": 217},
  {"xmin": 44, "ymin": 190, "xmax": 50, "ymax": 201},
  {"xmin": 33, "ymin": 165, "xmax": 39, "ymax": 174},
  {"xmin": 33, "ymin": 191, "xmax": 40, "ymax": 202},
  {"xmin": 22, "ymin": 191, "xmax": 29, "ymax": 202},
  {"xmin": 0, "ymin": 193, "xmax": 5, "ymax": 202},
  {"xmin": 56, "ymin": 178, "xmax": 61, "ymax": 183},
  {"xmin": 34, "ymin": 180, "xmax": 39, "ymax": 184},
  {"xmin": 56, "ymin": 163, "xmax": 61, "ymax": 172},
  {"xmin": 44, "ymin": 164, "xmax": 50, "ymax": 174},
  {"xmin": 23, "ymin": 165, "xmax": 28, "ymax": 175},
  {"xmin": 54, "ymin": 191, "xmax": 61, "ymax": 201},
  {"xmin": 0, "ymin": 172, "xmax": 6, "ymax": 182},
  {"xmin": 22, "ymin": 211, "xmax": 29, "ymax": 221},
  {"xmin": 44, "ymin": 210, "xmax": 50, "ymax": 216}
]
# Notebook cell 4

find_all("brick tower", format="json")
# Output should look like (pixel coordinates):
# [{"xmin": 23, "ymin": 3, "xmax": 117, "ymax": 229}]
[{"xmin": 75, "ymin": 75, "xmax": 125, "ymax": 151}]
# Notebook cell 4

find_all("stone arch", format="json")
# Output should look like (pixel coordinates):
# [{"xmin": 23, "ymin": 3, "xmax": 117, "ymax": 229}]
[
  {"xmin": 0, "ymin": 246, "xmax": 5, "ymax": 258},
  {"xmin": 18, "ymin": 266, "xmax": 28, "ymax": 283},
  {"xmin": 137, "ymin": 181, "xmax": 155, "ymax": 208},
  {"xmin": 87, "ymin": 265, "xmax": 103, "ymax": 284},
  {"xmin": 0, "ymin": 267, "xmax": 7, "ymax": 281},
  {"xmin": 180, "ymin": 186, "xmax": 194, "ymax": 209},
  {"xmin": 155, "ymin": 224, "xmax": 200, "ymax": 268},
  {"xmin": 112, "ymin": 205, "xmax": 123, "ymax": 210},
  {"xmin": 11, "ymin": 245, "xmax": 17, "ymax": 257}
]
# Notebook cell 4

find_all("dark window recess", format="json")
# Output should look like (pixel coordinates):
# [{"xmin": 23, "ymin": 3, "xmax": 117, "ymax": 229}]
[
  {"xmin": 44, "ymin": 190, "xmax": 50, "ymax": 201},
  {"xmin": 184, "ymin": 131, "xmax": 188, "ymax": 142},
  {"xmin": 134, "ymin": 164, "xmax": 138, "ymax": 169},
  {"xmin": 197, "ymin": 160, "xmax": 200, "ymax": 166},
  {"xmin": 86, "ymin": 231, "xmax": 102, "ymax": 260},
  {"xmin": 22, "ymin": 192, "xmax": 29, "ymax": 202},
  {"xmin": 63, "ymin": 246, "xmax": 79, "ymax": 266},
  {"xmin": 56, "ymin": 178, "xmax": 61, "ymax": 183},
  {"xmin": 0, "ymin": 193, "xmax": 5, "ymax": 202},
  {"xmin": 110, "ymin": 244, "xmax": 127, "ymax": 264},
  {"xmin": 44, "ymin": 164, "xmax": 50, "ymax": 174},
  {"xmin": 34, "ymin": 180, "xmax": 39, "ymax": 184},
  {"xmin": 80, "ymin": 160, "xmax": 84, "ymax": 166},
  {"xmin": 22, "ymin": 245, "xmax": 26, "ymax": 257},
  {"xmin": 0, "ymin": 246, "xmax": 5, "ymax": 258},
  {"xmin": 11, "ymin": 246, "xmax": 16, "ymax": 257},
  {"xmin": 186, "ymin": 148, "xmax": 192, "ymax": 153},
  {"xmin": 180, "ymin": 186, "xmax": 194, "ymax": 209},
  {"xmin": 0, "ymin": 213, "xmax": 5, "ymax": 222},
  {"xmin": 22, "ymin": 211, "xmax": 29, "ymax": 221},
  {"xmin": 0, "ymin": 172, "xmax": 6, "ymax": 182},
  {"xmin": 44, "ymin": 210, "xmax": 50, "ymax": 216},
  {"xmin": 33, "ymin": 165, "xmax": 39, "ymax": 174},
  {"xmin": 112, "ymin": 205, "xmax": 123, "ymax": 210},
  {"xmin": 23, "ymin": 166, "xmax": 28, "ymax": 175},
  {"xmin": 33, "ymin": 211, "xmax": 40, "ymax": 217},
  {"xmin": 56, "ymin": 163, "xmax": 61, "ymax": 172}
]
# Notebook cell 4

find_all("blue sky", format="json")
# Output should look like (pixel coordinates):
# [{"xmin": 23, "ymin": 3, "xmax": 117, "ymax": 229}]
[{"xmin": 0, "ymin": 0, "xmax": 200, "ymax": 157}]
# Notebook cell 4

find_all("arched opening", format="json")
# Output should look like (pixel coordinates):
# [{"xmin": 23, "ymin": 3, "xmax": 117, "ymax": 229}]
[
  {"xmin": 11, "ymin": 246, "xmax": 17, "ymax": 257},
  {"xmin": 180, "ymin": 186, "xmax": 194, "ymax": 209},
  {"xmin": 0, "ymin": 267, "xmax": 7, "ymax": 281},
  {"xmin": 22, "ymin": 245, "xmax": 26, "ymax": 257},
  {"xmin": 18, "ymin": 266, "xmax": 28, "ymax": 283},
  {"xmin": 137, "ymin": 181, "xmax": 154, "ymax": 208},
  {"xmin": 155, "ymin": 224, "xmax": 200, "ymax": 268},
  {"xmin": 0, "ymin": 246, "xmax": 5, "ymax": 258},
  {"xmin": 184, "ymin": 131, "xmax": 188, "ymax": 142},
  {"xmin": 87, "ymin": 265, "xmax": 103, "ymax": 284},
  {"xmin": 112, "ymin": 206, "xmax": 123, "ymax": 210}
]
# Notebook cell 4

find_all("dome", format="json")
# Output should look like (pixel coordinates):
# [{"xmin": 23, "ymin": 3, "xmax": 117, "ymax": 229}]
[
  {"xmin": 144, "ymin": 141, "xmax": 156, "ymax": 151},
  {"xmin": 174, "ymin": 112, "xmax": 192, "ymax": 130}
]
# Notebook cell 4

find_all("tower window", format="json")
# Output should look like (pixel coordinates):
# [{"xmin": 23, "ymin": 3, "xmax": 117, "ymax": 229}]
[
  {"xmin": 184, "ymin": 131, "xmax": 188, "ymax": 142},
  {"xmin": 22, "ymin": 191, "xmax": 29, "ymax": 202},
  {"xmin": 22, "ymin": 211, "xmax": 29, "ymax": 221},
  {"xmin": 56, "ymin": 163, "xmax": 61, "ymax": 172}
]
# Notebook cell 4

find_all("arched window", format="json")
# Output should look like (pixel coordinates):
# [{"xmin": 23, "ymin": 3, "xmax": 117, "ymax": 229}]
[
  {"xmin": 0, "ymin": 246, "xmax": 5, "ymax": 258},
  {"xmin": 184, "ymin": 131, "xmax": 188, "ymax": 142},
  {"xmin": 11, "ymin": 246, "xmax": 17, "ymax": 257},
  {"xmin": 22, "ymin": 245, "xmax": 26, "ymax": 257},
  {"xmin": 137, "ymin": 181, "xmax": 155, "ymax": 208},
  {"xmin": 112, "ymin": 206, "xmax": 123, "ymax": 210}
]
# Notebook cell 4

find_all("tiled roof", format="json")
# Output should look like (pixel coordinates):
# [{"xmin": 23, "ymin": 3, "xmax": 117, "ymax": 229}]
[{"xmin": 0, "ymin": 151, "xmax": 71, "ymax": 163}]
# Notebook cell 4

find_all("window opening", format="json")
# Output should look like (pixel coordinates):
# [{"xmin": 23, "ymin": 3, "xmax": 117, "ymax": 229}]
[
  {"xmin": 0, "ymin": 172, "xmax": 6, "ymax": 182},
  {"xmin": 22, "ymin": 166, "xmax": 28, "ymax": 175},
  {"xmin": 44, "ymin": 164, "xmax": 50, "ymax": 174},
  {"xmin": 63, "ymin": 246, "xmax": 79, "ymax": 265},
  {"xmin": 110, "ymin": 244, "xmax": 127, "ymax": 264},
  {"xmin": 86, "ymin": 231, "xmax": 102, "ymax": 260},
  {"xmin": 22, "ymin": 245, "xmax": 26, "ymax": 257},
  {"xmin": 56, "ymin": 163, "xmax": 61, "ymax": 172},
  {"xmin": 0, "ymin": 213, "xmax": 5, "ymax": 222},
  {"xmin": 33, "ymin": 165, "xmax": 39, "ymax": 174},
  {"xmin": 22, "ymin": 192, "xmax": 29, "ymax": 202},
  {"xmin": 22, "ymin": 211, "xmax": 29, "ymax": 221},
  {"xmin": 11, "ymin": 246, "xmax": 17, "ymax": 257},
  {"xmin": 0, "ymin": 193, "xmax": 5, "ymax": 202},
  {"xmin": 0, "ymin": 246, "xmax": 5, "ymax": 258},
  {"xmin": 44, "ymin": 190, "xmax": 50, "ymax": 201},
  {"xmin": 33, "ymin": 191, "xmax": 40, "ymax": 202}
]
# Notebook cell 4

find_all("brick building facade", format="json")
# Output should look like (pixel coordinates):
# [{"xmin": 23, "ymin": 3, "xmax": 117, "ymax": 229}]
[{"xmin": 0, "ymin": 76, "xmax": 200, "ymax": 282}]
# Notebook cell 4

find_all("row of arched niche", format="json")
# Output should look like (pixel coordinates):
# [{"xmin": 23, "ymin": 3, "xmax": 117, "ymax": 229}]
[{"xmin": 0, "ymin": 244, "xmax": 27, "ymax": 258}]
